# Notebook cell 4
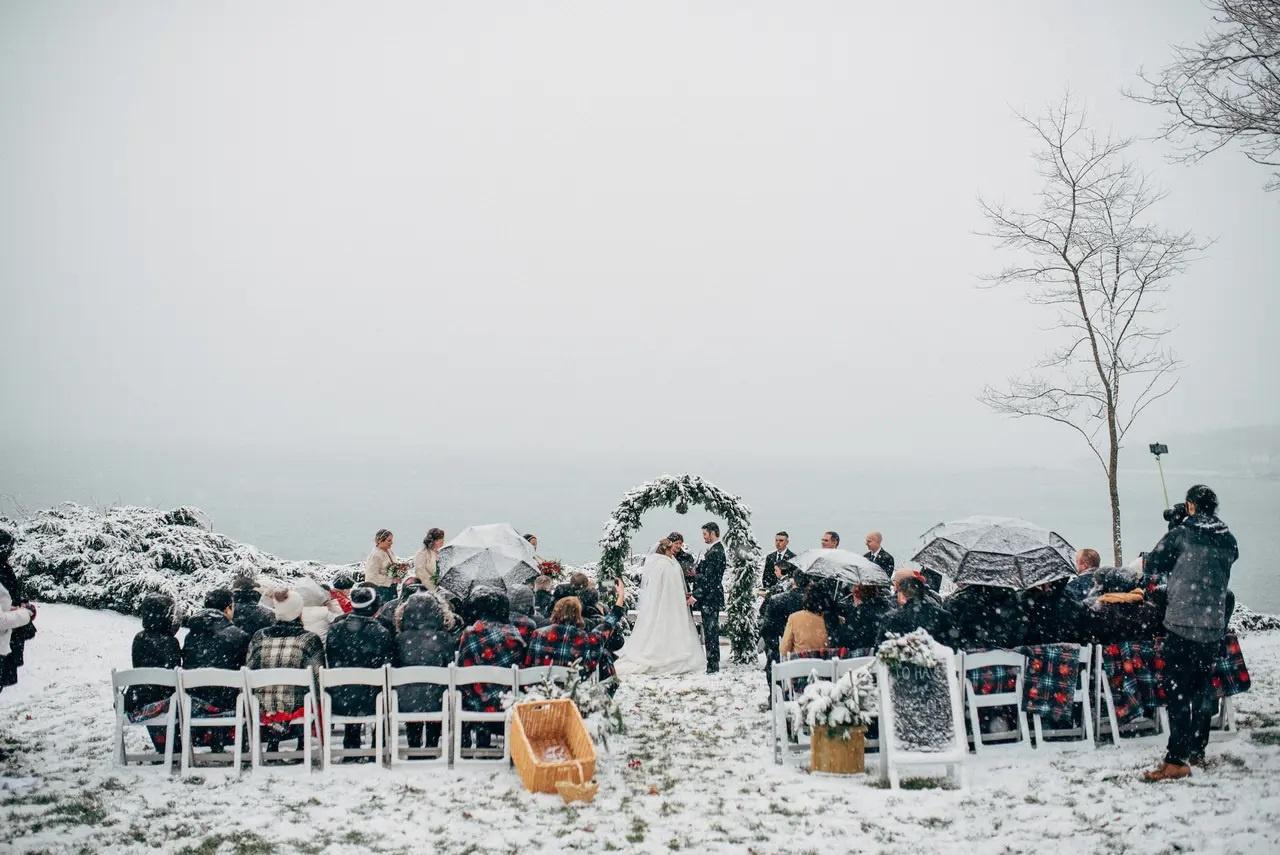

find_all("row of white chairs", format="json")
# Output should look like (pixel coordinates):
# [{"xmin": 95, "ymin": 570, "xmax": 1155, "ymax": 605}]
[
  {"xmin": 771, "ymin": 643, "xmax": 1236, "ymax": 782},
  {"xmin": 111, "ymin": 663, "xmax": 574, "ymax": 773}
]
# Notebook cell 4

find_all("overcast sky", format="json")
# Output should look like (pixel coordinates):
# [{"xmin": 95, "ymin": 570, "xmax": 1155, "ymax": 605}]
[{"xmin": 2, "ymin": 1, "xmax": 1276, "ymax": 468}]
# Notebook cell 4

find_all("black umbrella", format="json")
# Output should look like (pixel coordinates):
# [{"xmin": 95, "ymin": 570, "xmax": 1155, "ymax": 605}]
[{"xmin": 912, "ymin": 515, "xmax": 1075, "ymax": 590}]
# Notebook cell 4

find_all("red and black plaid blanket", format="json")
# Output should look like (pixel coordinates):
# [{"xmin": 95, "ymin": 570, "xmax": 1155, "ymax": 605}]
[
  {"xmin": 782, "ymin": 647, "xmax": 874, "ymax": 662},
  {"xmin": 966, "ymin": 644, "xmax": 1083, "ymax": 725},
  {"xmin": 1098, "ymin": 633, "xmax": 1250, "ymax": 725}
]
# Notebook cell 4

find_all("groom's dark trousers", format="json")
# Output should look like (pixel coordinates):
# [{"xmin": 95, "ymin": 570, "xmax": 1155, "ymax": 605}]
[{"xmin": 693, "ymin": 540, "xmax": 726, "ymax": 673}]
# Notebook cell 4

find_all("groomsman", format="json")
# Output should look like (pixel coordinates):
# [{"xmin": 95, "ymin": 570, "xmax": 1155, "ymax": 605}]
[
  {"xmin": 692, "ymin": 522, "xmax": 726, "ymax": 673},
  {"xmin": 864, "ymin": 531, "xmax": 895, "ymax": 573},
  {"xmin": 762, "ymin": 531, "xmax": 796, "ymax": 589}
]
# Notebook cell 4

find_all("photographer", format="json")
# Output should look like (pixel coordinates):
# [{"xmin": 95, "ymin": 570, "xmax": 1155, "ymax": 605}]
[{"xmin": 1141, "ymin": 485, "xmax": 1238, "ymax": 782}]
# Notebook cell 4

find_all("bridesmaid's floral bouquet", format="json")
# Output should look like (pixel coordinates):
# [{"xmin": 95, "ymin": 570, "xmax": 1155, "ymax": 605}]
[{"xmin": 538, "ymin": 560, "xmax": 565, "ymax": 579}]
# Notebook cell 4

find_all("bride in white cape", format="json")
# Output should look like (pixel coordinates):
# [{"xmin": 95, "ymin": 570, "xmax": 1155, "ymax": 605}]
[{"xmin": 616, "ymin": 538, "xmax": 707, "ymax": 676}]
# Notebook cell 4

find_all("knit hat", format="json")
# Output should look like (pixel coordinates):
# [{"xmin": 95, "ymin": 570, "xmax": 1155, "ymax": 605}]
[
  {"xmin": 271, "ymin": 589, "xmax": 305, "ymax": 622},
  {"xmin": 349, "ymin": 585, "xmax": 379, "ymax": 616},
  {"xmin": 331, "ymin": 571, "xmax": 355, "ymax": 591}
]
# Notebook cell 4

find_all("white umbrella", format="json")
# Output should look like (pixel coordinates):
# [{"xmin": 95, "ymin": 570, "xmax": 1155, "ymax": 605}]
[
  {"xmin": 788, "ymin": 548, "xmax": 892, "ymax": 586},
  {"xmin": 437, "ymin": 523, "xmax": 539, "ymax": 594}
]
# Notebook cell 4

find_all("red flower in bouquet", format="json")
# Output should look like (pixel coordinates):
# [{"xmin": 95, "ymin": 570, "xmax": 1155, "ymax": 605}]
[{"xmin": 538, "ymin": 560, "xmax": 564, "ymax": 578}]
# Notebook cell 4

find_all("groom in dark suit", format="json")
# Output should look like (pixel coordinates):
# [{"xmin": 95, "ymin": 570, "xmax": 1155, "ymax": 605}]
[
  {"xmin": 691, "ymin": 522, "xmax": 726, "ymax": 673},
  {"xmin": 762, "ymin": 531, "xmax": 796, "ymax": 589}
]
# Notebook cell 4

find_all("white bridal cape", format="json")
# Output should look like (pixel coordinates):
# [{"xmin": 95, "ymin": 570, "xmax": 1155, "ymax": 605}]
[{"xmin": 616, "ymin": 553, "xmax": 707, "ymax": 676}]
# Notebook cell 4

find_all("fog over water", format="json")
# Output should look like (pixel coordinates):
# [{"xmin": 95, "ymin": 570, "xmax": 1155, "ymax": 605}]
[{"xmin": 1, "ymin": 4, "xmax": 1277, "ymax": 609}]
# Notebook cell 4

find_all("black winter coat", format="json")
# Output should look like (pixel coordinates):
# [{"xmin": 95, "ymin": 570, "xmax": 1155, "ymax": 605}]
[
  {"xmin": 831, "ymin": 597, "xmax": 892, "ymax": 651},
  {"xmin": 181, "ymin": 609, "xmax": 250, "ymax": 709},
  {"xmin": 945, "ymin": 586, "xmax": 1026, "ymax": 650},
  {"xmin": 761, "ymin": 587, "xmax": 803, "ymax": 646},
  {"xmin": 876, "ymin": 599, "xmax": 954, "ymax": 647},
  {"xmin": 1021, "ymin": 581, "xmax": 1089, "ymax": 645},
  {"xmin": 127, "ymin": 631, "xmax": 181, "ymax": 712},
  {"xmin": 1147, "ymin": 513, "xmax": 1238, "ymax": 643},
  {"xmin": 324, "ymin": 614, "xmax": 393, "ymax": 715},
  {"xmin": 393, "ymin": 598, "xmax": 457, "ymax": 713},
  {"xmin": 231, "ymin": 590, "xmax": 275, "ymax": 639}
]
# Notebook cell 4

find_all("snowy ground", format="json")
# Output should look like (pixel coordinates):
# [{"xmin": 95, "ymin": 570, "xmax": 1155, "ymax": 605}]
[{"xmin": 3, "ymin": 605, "xmax": 1279, "ymax": 854}]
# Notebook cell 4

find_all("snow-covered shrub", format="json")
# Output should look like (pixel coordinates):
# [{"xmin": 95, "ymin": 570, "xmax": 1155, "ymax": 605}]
[
  {"xmin": 503, "ymin": 665, "xmax": 625, "ymax": 749},
  {"xmin": 6, "ymin": 503, "xmax": 354, "ymax": 617},
  {"xmin": 1231, "ymin": 603, "xmax": 1280, "ymax": 634},
  {"xmin": 787, "ymin": 666, "xmax": 878, "ymax": 737}
]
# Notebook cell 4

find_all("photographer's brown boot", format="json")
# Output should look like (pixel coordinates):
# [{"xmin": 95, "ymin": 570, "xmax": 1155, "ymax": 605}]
[{"xmin": 1142, "ymin": 762, "xmax": 1191, "ymax": 781}]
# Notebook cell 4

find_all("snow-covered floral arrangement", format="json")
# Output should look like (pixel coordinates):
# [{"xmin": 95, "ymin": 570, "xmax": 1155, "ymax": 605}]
[
  {"xmin": 876, "ymin": 629, "xmax": 940, "ymax": 671},
  {"xmin": 503, "ymin": 665, "xmax": 625, "ymax": 749},
  {"xmin": 787, "ymin": 666, "xmax": 878, "ymax": 737},
  {"xmin": 538, "ymin": 560, "xmax": 565, "ymax": 579}
]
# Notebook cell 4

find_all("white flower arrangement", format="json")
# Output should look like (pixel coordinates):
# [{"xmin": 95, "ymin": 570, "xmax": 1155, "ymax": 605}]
[
  {"xmin": 787, "ymin": 666, "xmax": 878, "ymax": 737},
  {"xmin": 875, "ymin": 628, "xmax": 940, "ymax": 670}
]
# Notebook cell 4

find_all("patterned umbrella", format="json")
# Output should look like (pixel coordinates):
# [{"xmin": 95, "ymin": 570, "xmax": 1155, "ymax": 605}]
[
  {"xmin": 436, "ymin": 523, "xmax": 539, "ymax": 594},
  {"xmin": 912, "ymin": 515, "xmax": 1075, "ymax": 589},
  {"xmin": 788, "ymin": 548, "xmax": 892, "ymax": 587}
]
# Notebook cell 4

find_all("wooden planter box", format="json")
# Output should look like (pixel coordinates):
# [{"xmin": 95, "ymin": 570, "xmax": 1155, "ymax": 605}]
[{"xmin": 811, "ymin": 725, "xmax": 867, "ymax": 774}]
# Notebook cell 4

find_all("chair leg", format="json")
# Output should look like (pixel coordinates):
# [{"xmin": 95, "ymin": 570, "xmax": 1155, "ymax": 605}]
[
  {"xmin": 233, "ymin": 697, "xmax": 244, "ymax": 773},
  {"xmin": 163, "ymin": 706, "xmax": 176, "ymax": 772},
  {"xmin": 966, "ymin": 691, "xmax": 983, "ymax": 755},
  {"xmin": 180, "ymin": 699, "xmax": 191, "ymax": 775}
]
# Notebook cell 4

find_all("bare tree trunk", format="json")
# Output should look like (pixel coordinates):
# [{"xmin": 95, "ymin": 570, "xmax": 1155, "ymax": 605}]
[{"xmin": 1108, "ymin": 423, "xmax": 1123, "ymax": 567}]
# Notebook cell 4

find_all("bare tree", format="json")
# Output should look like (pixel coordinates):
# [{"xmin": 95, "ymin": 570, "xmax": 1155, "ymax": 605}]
[
  {"xmin": 978, "ymin": 97, "xmax": 1204, "ymax": 565},
  {"xmin": 1129, "ymin": 0, "xmax": 1280, "ymax": 191}
]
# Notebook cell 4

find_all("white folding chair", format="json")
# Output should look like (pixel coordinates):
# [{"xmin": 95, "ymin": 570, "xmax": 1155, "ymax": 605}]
[
  {"xmin": 962, "ymin": 650, "xmax": 1032, "ymax": 753},
  {"xmin": 513, "ymin": 665, "xmax": 573, "ymax": 697},
  {"xmin": 1030, "ymin": 645, "xmax": 1094, "ymax": 750},
  {"xmin": 244, "ymin": 667, "xmax": 320, "ymax": 770},
  {"xmin": 452, "ymin": 665, "xmax": 517, "ymax": 765},
  {"xmin": 1094, "ymin": 652, "xmax": 1169, "ymax": 747},
  {"xmin": 178, "ymin": 668, "xmax": 248, "ymax": 774},
  {"xmin": 388, "ymin": 665, "xmax": 453, "ymax": 765},
  {"xmin": 111, "ymin": 667, "xmax": 179, "ymax": 769},
  {"xmin": 319, "ymin": 666, "xmax": 387, "ymax": 769},
  {"xmin": 1209, "ymin": 695, "xmax": 1237, "ymax": 741},
  {"xmin": 878, "ymin": 646, "xmax": 968, "ymax": 789},
  {"xmin": 770, "ymin": 658, "xmax": 836, "ymax": 765}
]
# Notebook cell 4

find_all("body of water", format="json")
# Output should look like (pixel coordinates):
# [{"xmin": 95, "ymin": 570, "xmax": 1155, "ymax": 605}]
[{"xmin": 2, "ymin": 440, "xmax": 1276, "ymax": 612}]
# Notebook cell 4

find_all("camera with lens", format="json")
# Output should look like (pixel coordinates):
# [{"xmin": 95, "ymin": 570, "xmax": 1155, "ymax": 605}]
[{"xmin": 1162, "ymin": 502, "xmax": 1188, "ymax": 529}]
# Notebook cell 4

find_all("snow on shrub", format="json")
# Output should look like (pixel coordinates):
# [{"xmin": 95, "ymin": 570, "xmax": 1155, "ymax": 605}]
[
  {"xmin": 3, "ymin": 503, "xmax": 353, "ymax": 617},
  {"xmin": 1231, "ymin": 603, "xmax": 1280, "ymax": 634}
]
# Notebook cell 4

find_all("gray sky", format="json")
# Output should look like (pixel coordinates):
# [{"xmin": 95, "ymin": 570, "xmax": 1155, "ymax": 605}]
[{"xmin": 2, "ymin": 1, "xmax": 1276, "ymax": 466}]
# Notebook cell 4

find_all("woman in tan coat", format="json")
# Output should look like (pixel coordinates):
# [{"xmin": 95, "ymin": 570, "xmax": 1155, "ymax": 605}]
[{"xmin": 779, "ymin": 584, "xmax": 829, "ymax": 656}]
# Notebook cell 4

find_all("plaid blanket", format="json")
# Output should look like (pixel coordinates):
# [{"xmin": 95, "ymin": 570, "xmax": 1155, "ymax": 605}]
[
  {"xmin": 1098, "ymin": 633, "xmax": 1250, "ymax": 725},
  {"xmin": 966, "ymin": 644, "xmax": 1082, "ymax": 726},
  {"xmin": 126, "ymin": 698, "xmax": 234, "ymax": 724},
  {"xmin": 782, "ymin": 647, "xmax": 874, "ymax": 662}
]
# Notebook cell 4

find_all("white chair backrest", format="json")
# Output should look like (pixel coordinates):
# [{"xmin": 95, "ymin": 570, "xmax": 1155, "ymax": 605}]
[
  {"xmin": 178, "ymin": 668, "xmax": 244, "ymax": 691},
  {"xmin": 835, "ymin": 657, "xmax": 875, "ymax": 678},
  {"xmin": 388, "ymin": 665, "xmax": 452, "ymax": 687},
  {"xmin": 319, "ymin": 666, "xmax": 387, "ymax": 689},
  {"xmin": 515, "ymin": 665, "xmax": 572, "ymax": 687},
  {"xmin": 773, "ymin": 659, "xmax": 835, "ymax": 683},
  {"xmin": 245, "ymin": 667, "xmax": 315, "ymax": 690},
  {"xmin": 454, "ymin": 665, "xmax": 516, "ymax": 686},
  {"xmin": 962, "ymin": 649, "xmax": 1025, "ymax": 671},
  {"xmin": 113, "ymin": 667, "xmax": 179, "ymax": 692}
]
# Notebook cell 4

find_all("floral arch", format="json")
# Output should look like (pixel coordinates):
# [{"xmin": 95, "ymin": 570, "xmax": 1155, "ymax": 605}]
[{"xmin": 597, "ymin": 474, "xmax": 761, "ymax": 663}]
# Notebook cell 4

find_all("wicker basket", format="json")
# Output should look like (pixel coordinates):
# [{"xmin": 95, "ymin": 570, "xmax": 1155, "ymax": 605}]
[
  {"xmin": 510, "ymin": 698, "xmax": 597, "ymax": 798},
  {"xmin": 811, "ymin": 725, "xmax": 866, "ymax": 775}
]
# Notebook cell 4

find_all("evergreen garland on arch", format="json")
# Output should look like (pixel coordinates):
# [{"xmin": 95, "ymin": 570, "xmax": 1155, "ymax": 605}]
[{"xmin": 598, "ymin": 474, "xmax": 762, "ymax": 664}]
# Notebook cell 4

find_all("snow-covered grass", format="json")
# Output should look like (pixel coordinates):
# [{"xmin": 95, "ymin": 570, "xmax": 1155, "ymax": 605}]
[{"xmin": 3, "ymin": 605, "xmax": 1280, "ymax": 854}]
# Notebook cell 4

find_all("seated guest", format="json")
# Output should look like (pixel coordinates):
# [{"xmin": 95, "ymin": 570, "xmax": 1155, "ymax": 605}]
[
  {"xmin": 324, "ymin": 585, "xmax": 394, "ymax": 755},
  {"xmin": 328, "ymin": 572, "xmax": 355, "ymax": 614},
  {"xmin": 412, "ymin": 528, "xmax": 445, "ymax": 591},
  {"xmin": 1066, "ymin": 548, "xmax": 1102, "ymax": 601},
  {"xmin": 532, "ymin": 574, "xmax": 555, "ymax": 618},
  {"xmin": 877, "ymin": 569, "xmax": 953, "ymax": 645},
  {"xmin": 508, "ymin": 584, "xmax": 547, "ymax": 634},
  {"xmin": 760, "ymin": 568, "xmax": 806, "ymax": 694},
  {"xmin": 525, "ymin": 580, "xmax": 628, "ymax": 678},
  {"xmin": 182, "ymin": 588, "xmax": 250, "ymax": 709},
  {"xmin": 376, "ymin": 579, "xmax": 424, "ymax": 636},
  {"xmin": 779, "ymin": 584, "xmax": 829, "ymax": 656},
  {"xmin": 1021, "ymin": 576, "xmax": 1089, "ymax": 645},
  {"xmin": 945, "ymin": 584, "xmax": 1026, "ymax": 650},
  {"xmin": 393, "ymin": 593, "xmax": 457, "ymax": 750},
  {"xmin": 230, "ymin": 575, "xmax": 275, "ymax": 639},
  {"xmin": 127, "ymin": 593, "xmax": 182, "ymax": 751},
  {"xmin": 1086, "ymin": 567, "xmax": 1164, "ymax": 642},
  {"xmin": 830, "ymin": 584, "xmax": 892, "ymax": 651},
  {"xmin": 456, "ymin": 586, "xmax": 527, "ymax": 748},
  {"xmin": 246, "ymin": 589, "xmax": 325, "ymax": 753},
  {"xmin": 363, "ymin": 529, "xmax": 407, "ymax": 604}
]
